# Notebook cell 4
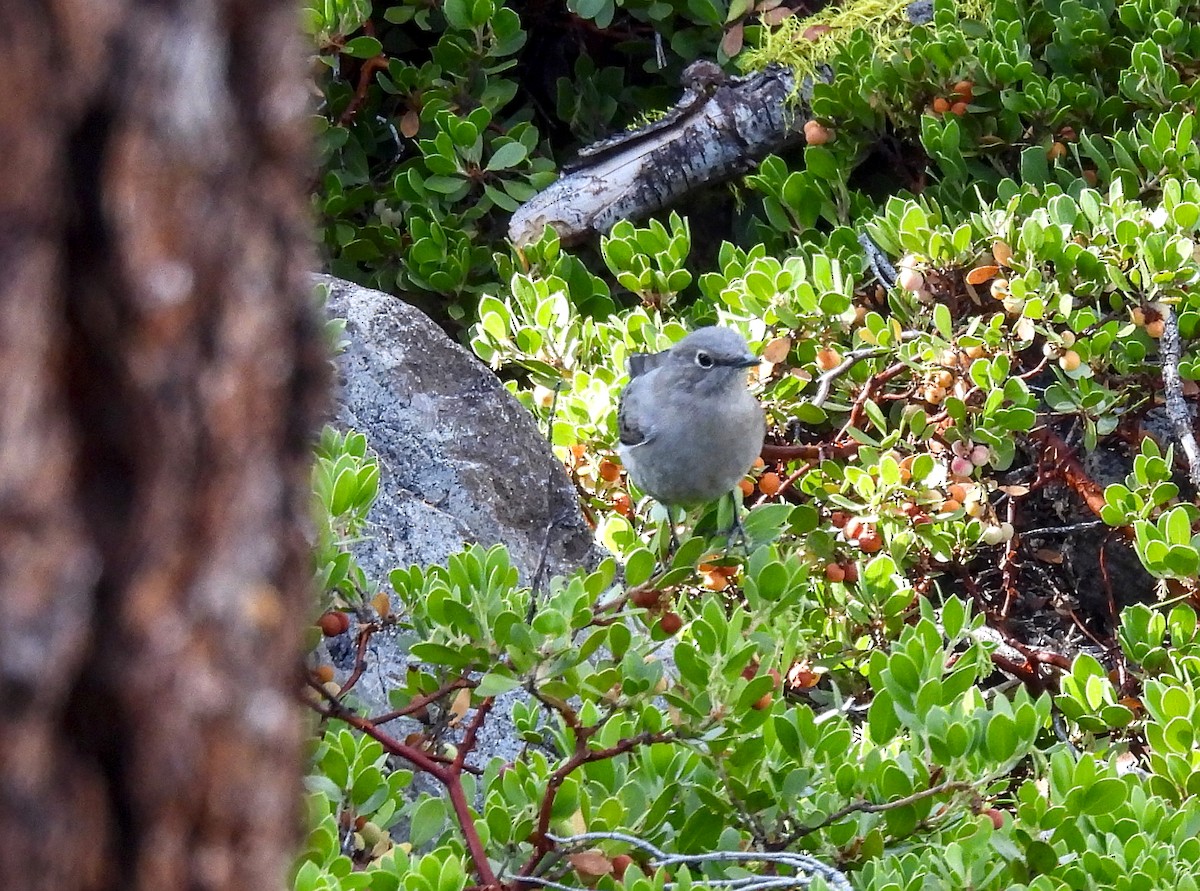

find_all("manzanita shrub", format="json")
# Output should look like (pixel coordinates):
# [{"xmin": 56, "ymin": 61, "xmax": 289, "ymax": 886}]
[{"xmin": 301, "ymin": 0, "xmax": 1200, "ymax": 889}]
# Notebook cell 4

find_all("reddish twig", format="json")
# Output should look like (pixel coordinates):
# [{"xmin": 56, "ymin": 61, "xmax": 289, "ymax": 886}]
[
  {"xmin": 1028, "ymin": 426, "xmax": 1132, "ymax": 538},
  {"xmin": 838, "ymin": 361, "xmax": 909, "ymax": 438},
  {"xmin": 369, "ymin": 676, "xmax": 477, "ymax": 724},
  {"xmin": 304, "ymin": 678, "xmax": 500, "ymax": 887},
  {"xmin": 761, "ymin": 441, "xmax": 859, "ymax": 462},
  {"xmin": 336, "ymin": 622, "xmax": 377, "ymax": 699},
  {"xmin": 521, "ymin": 730, "xmax": 676, "ymax": 874},
  {"xmin": 339, "ymin": 55, "xmax": 390, "ymax": 126}
]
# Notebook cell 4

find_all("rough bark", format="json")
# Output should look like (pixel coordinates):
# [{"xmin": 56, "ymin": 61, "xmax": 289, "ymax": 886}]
[{"xmin": 0, "ymin": 3, "xmax": 327, "ymax": 890}]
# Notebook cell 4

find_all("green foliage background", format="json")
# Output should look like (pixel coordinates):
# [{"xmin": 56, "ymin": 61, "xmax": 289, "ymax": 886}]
[{"xmin": 300, "ymin": 0, "xmax": 1200, "ymax": 889}]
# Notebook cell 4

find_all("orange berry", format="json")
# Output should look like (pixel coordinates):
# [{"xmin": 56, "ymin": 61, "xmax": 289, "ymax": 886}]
[
  {"xmin": 815, "ymin": 347, "xmax": 842, "ymax": 371},
  {"xmin": 570, "ymin": 443, "xmax": 587, "ymax": 462},
  {"xmin": 1046, "ymin": 141, "xmax": 1068, "ymax": 161},
  {"xmin": 1146, "ymin": 319, "xmax": 1165, "ymax": 339},
  {"xmin": 752, "ymin": 691, "xmax": 774, "ymax": 710},
  {"xmin": 738, "ymin": 478, "xmax": 755, "ymax": 498},
  {"xmin": 932, "ymin": 97, "xmax": 951, "ymax": 114},
  {"xmin": 947, "ymin": 483, "xmax": 968, "ymax": 503},
  {"xmin": 940, "ymin": 498, "xmax": 962, "ymax": 513},
  {"xmin": 631, "ymin": 586, "xmax": 661, "ymax": 609},
  {"xmin": 824, "ymin": 562, "xmax": 846, "ymax": 582},
  {"xmin": 1058, "ymin": 350, "xmax": 1082, "ymax": 372},
  {"xmin": 759, "ymin": 472, "xmax": 782, "ymax": 496},
  {"xmin": 1082, "ymin": 169, "xmax": 1098, "ymax": 186},
  {"xmin": 598, "ymin": 459, "xmax": 621, "ymax": 482},
  {"xmin": 830, "ymin": 510, "xmax": 849, "ymax": 528},
  {"xmin": 950, "ymin": 101, "xmax": 968, "ymax": 116},
  {"xmin": 318, "ymin": 611, "xmax": 350, "ymax": 637},
  {"xmin": 1131, "ymin": 306, "xmax": 1147, "ymax": 327},
  {"xmin": 984, "ymin": 808, "xmax": 1004, "ymax": 829},
  {"xmin": 858, "ymin": 532, "xmax": 883, "ymax": 553},
  {"xmin": 844, "ymin": 517, "xmax": 869, "ymax": 541},
  {"xmin": 612, "ymin": 855, "xmax": 635, "ymax": 880},
  {"xmin": 612, "ymin": 491, "xmax": 633, "ymax": 516},
  {"xmin": 952, "ymin": 80, "xmax": 974, "ymax": 101},
  {"xmin": 803, "ymin": 119, "xmax": 833, "ymax": 145},
  {"xmin": 842, "ymin": 561, "xmax": 859, "ymax": 583},
  {"xmin": 658, "ymin": 612, "xmax": 683, "ymax": 635},
  {"xmin": 702, "ymin": 571, "xmax": 729, "ymax": 591},
  {"xmin": 314, "ymin": 664, "xmax": 335, "ymax": 684},
  {"xmin": 752, "ymin": 456, "xmax": 766, "ymax": 469}
]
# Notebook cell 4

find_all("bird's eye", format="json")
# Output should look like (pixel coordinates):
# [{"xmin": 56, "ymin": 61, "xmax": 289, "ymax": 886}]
[{"xmin": 695, "ymin": 351, "xmax": 714, "ymax": 368}]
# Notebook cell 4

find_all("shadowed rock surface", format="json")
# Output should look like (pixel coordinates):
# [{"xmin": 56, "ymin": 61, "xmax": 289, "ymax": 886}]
[
  {"xmin": 320, "ymin": 274, "xmax": 603, "ymax": 585},
  {"xmin": 317, "ymin": 275, "xmax": 607, "ymax": 766}
]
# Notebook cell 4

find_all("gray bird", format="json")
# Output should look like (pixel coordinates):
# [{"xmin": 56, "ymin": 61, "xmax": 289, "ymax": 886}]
[{"xmin": 617, "ymin": 327, "xmax": 765, "ymax": 532}]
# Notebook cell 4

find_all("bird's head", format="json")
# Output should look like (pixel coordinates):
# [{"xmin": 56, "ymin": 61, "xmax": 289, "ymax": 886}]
[{"xmin": 666, "ymin": 326, "xmax": 759, "ymax": 393}]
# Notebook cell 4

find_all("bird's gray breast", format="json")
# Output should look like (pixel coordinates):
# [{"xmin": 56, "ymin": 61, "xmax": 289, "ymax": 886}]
[{"xmin": 620, "ymin": 371, "xmax": 763, "ymax": 507}]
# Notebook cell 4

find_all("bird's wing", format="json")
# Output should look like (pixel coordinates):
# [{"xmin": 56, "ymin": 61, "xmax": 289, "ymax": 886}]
[{"xmin": 617, "ymin": 377, "xmax": 654, "ymax": 447}]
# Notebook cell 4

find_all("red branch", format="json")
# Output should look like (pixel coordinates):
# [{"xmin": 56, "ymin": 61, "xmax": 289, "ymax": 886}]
[
  {"xmin": 1028, "ymin": 426, "xmax": 1128, "ymax": 535},
  {"xmin": 370, "ymin": 676, "xmax": 476, "ymax": 724},
  {"xmin": 521, "ymin": 730, "xmax": 676, "ymax": 875},
  {"xmin": 839, "ymin": 360, "xmax": 909, "ymax": 437},
  {"xmin": 304, "ymin": 678, "xmax": 500, "ymax": 888},
  {"xmin": 339, "ymin": 55, "xmax": 390, "ymax": 126},
  {"xmin": 335, "ymin": 622, "xmax": 376, "ymax": 699}
]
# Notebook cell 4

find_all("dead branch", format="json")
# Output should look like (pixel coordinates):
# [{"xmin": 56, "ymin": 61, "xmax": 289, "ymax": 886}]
[{"xmin": 508, "ymin": 65, "xmax": 800, "ymax": 245}]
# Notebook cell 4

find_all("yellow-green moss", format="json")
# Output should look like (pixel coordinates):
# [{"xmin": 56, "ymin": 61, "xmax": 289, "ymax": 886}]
[{"xmin": 740, "ymin": 0, "xmax": 990, "ymax": 83}]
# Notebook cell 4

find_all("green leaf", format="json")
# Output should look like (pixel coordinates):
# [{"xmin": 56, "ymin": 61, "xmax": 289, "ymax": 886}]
[
  {"xmin": 486, "ymin": 142, "xmax": 528, "ymax": 171},
  {"xmin": 1079, "ymin": 778, "xmax": 1127, "ymax": 815},
  {"xmin": 476, "ymin": 671, "xmax": 520, "ymax": 697},
  {"xmin": 625, "ymin": 548, "xmax": 656, "ymax": 587},
  {"xmin": 343, "ymin": 36, "xmax": 382, "ymax": 58},
  {"xmin": 443, "ymin": 0, "xmax": 473, "ymax": 29},
  {"xmin": 410, "ymin": 796, "xmax": 447, "ymax": 848},
  {"xmin": 933, "ymin": 303, "xmax": 952, "ymax": 339}
]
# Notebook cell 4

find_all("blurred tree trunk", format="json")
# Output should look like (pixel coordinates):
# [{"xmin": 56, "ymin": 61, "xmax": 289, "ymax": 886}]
[{"xmin": 0, "ymin": 2, "xmax": 327, "ymax": 890}]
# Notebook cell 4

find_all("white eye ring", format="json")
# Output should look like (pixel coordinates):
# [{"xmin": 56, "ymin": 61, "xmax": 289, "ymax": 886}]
[{"xmin": 695, "ymin": 350, "xmax": 714, "ymax": 368}]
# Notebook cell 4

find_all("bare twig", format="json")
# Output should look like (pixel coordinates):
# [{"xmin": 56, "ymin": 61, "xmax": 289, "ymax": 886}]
[
  {"xmin": 858, "ymin": 232, "xmax": 898, "ymax": 289},
  {"xmin": 811, "ymin": 342, "xmax": 915, "ymax": 408},
  {"xmin": 368, "ymin": 676, "xmax": 476, "ymax": 724},
  {"xmin": 522, "ymin": 731, "xmax": 678, "ymax": 873},
  {"xmin": 544, "ymin": 831, "xmax": 853, "ymax": 891},
  {"xmin": 1157, "ymin": 302, "xmax": 1200, "ymax": 490},
  {"xmin": 777, "ymin": 779, "xmax": 979, "ymax": 846},
  {"xmin": 335, "ymin": 622, "xmax": 377, "ymax": 699}
]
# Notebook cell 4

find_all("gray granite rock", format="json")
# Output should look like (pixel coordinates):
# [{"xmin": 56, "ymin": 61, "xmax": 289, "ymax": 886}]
[
  {"xmin": 316, "ymin": 274, "xmax": 607, "ymax": 771},
  {"xmin": 319, "ymin": 274, "xmax": 603, "ymax": 586}
]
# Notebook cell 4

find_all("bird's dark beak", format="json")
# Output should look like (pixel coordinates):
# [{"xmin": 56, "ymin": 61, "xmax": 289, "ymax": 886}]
[{"xmin": 735, "ymin": 354, "xmax": 760, "ymax": 368}]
